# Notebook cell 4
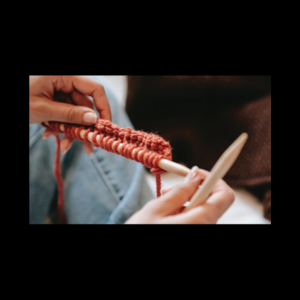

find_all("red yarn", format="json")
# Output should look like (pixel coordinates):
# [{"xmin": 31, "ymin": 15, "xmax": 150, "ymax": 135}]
[
  {"xmin": 54, "ymin": 135, "xmax": 66, "ymax": 224},
  {"xmin": 155, "ymin": 173, "xmax": 162, "ymax": 197},
  {"xmin": 42, "ymin": 119, "xmax": 172, "ymax": 224}
]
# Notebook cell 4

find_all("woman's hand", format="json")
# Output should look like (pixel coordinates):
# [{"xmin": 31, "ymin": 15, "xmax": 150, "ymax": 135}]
[
  {"xmin": 125, "ymin": 167, "xmax": 235, "ymax": 224},
  {"xmin": 29, "ymin": 76, "xmax": 111, "ymax": 156}
]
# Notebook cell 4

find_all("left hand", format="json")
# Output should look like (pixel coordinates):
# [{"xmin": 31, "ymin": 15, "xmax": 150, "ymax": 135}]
[{"xmin": 29, "ymin": 76, "xmax": 111, "ymax": 155}]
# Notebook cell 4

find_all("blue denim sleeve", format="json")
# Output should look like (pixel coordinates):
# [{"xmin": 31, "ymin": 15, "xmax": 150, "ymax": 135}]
[{"xmin": 29, "ymin": 76, "xmax": 154, "ymax": 224}]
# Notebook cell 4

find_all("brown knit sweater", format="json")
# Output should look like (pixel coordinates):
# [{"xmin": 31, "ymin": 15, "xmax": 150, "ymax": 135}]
[{"xmin": 125, "ymin": 76, "xmax": 271, "ymax": 221}]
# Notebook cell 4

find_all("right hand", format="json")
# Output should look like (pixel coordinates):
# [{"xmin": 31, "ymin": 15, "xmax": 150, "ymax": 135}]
[{"xmin": 125, "ymin": 167, "xmax": 235, "ymax": 224}]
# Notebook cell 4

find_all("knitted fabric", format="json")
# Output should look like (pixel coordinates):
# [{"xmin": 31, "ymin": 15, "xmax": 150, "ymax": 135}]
[{"xmin": 42, "ymin": 119, "xmax": 172, "ymax": 224}]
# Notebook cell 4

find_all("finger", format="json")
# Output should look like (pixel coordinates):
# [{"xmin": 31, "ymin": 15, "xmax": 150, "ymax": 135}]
[
  {"xmin": 192, "ymin": 168, "xmax": 226, "ymax": 193},
  {"xmin": 196, "ymin": 186, "xmax": 235, "ymax": 221},
  {"xmin": 168, "ymin": 183, "xmax": 235, "ymax": 224},
  {"xmin": 154, "ymin": 166, "xmax": 204, "ymax": 215},
  {"xmin": 38, "ymin": 97, "xmax": 97, "ymax": 125},
  {"xmin": 162, "ymin": 187, "xmax": 173, "ymax": 195},
  {"xmin": 69, "ymin": 76, "xmax": 112, "ymax": 121},
  {"xmin": 60, "ymin": 135, "xmax": 74, "ymax": 154},
  {"xmin": 70, "ymin": 90, "xmax": 94, "ymax": 110},
  {"xmin": 83, "ymin": 141, "xmax": 94, "ymax": 158}
]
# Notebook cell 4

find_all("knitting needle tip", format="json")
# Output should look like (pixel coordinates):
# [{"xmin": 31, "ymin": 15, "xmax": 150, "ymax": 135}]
[
  {"xmin": 182, "ymin": 132, "xmax": 248, "ymax": 212},
  {"xmin": 158, "ymin": 159, "xmax": 190, "ymax": 176}
]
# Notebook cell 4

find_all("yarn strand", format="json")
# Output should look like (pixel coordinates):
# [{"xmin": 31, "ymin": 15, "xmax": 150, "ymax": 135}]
[
  {"xmin": 54, "ymin": 135, "xmax": 66, "ymax": 224},
  {"xmin": 156, "ymin": 174, "xmax": 162, "ymax": 197},
  {"xmin": 43, "ymin": 119, "xmax": 172, "ymax": 223}
]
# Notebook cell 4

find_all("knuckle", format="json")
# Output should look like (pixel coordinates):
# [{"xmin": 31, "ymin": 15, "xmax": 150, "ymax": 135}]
[
  {"xmin": 55, "ymin": 76, "xmax": 72, "ymax": 92},
  {"xmin": 94, "ymin": 83, "xmax": 105, "ymax": 96},
  {"xmin": 63, "ymin": 106, "xmax": 76, "ymax": 122},
  {"xmin": 54, "ymin": 77, "xmax": 64, "ymax": 90},
  {"xmin": 32, "ymin": 100, "xmax": 48, "ymax": 115},
  {"xmin": 175, "ymin": 184, "xmax": 192, "ymax": 199},
  {"xmin": 97, "ymin": 82, "xmax": 105, "ymax": 92}
]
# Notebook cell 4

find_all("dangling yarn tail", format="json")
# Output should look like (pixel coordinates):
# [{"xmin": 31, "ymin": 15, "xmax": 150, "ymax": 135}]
[
  {"xmin": 156, "ymin": 174, "xmax": 162, "ymax": 197},
  {"xmin": 54, "ymin": 135, "xmax": 66, "ymax": 224}
]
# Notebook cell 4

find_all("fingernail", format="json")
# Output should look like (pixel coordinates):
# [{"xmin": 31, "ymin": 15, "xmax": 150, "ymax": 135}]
[
  {"xmin": 89, "ymin": 153, "xmax": 93, "ymax": 159},
  {"xmin": 83, "ymin": 112, "xmax": 97, "ymax": 124},
  {"xmin": 185, "ymin": 166, "xmax": 199, "ymax": 182}
]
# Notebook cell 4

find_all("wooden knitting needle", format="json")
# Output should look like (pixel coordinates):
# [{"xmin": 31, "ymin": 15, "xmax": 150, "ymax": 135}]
[
  {"xmin": 182, "ymin": 132, "xmax": 248, "ymax": 213},
  {"xmin": 45, "ymin": 122, "xmax": 190, "ymax": 177}
]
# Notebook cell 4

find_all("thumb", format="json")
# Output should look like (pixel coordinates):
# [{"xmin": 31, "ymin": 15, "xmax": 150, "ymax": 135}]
[
  {"xmin": 157, "ymin": 166, "xmax": 204, "ymax": 215},
  {"xmin": 44, "ymin": 98, "xmax": 97, "ymax": 125}
]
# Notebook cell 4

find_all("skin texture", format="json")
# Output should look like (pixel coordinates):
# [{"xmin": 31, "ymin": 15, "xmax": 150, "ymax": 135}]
[
  {"xmin": 29, "ymin": 76, "xmax": 111, "ymax": 155},
  {"xmin": 125, "ymin": 167, "xmax": 235, "ymax": 224}
]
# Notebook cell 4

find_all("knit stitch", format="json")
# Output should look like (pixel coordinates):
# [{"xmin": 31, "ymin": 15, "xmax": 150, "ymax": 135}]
[{"xmin": 42, "ymin": 119, "xmax": 172, "ymax": 224}]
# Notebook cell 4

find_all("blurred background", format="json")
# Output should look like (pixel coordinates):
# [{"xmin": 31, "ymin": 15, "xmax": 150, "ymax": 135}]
[{"xmin": 104, "ymin": 76, "xmax": 271, "ymax": 224}]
